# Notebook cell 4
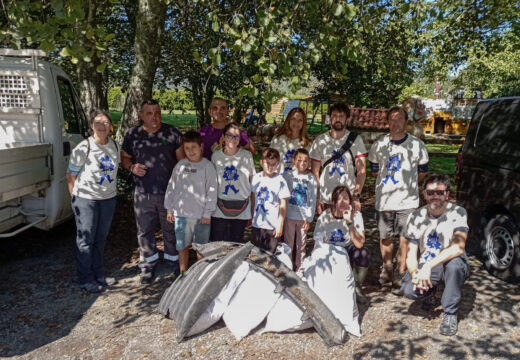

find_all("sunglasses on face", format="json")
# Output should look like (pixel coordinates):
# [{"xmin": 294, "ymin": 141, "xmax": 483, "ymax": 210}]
[
  {"xmin": 224, "ymin": 133, "xmax": 240, "ymax": 141},
  {"xmin": 425, "ymin": 189, "xmax": 447, "ymax": 196}
]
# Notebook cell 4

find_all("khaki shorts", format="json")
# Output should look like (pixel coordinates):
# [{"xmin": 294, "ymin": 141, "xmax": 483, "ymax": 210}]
[{"xmin": 375, "ymin": 209, "xmax": 414, "ymax": 239}]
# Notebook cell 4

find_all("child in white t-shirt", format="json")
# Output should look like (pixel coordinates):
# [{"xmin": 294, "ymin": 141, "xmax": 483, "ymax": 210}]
[
  {"xmin": 251, "ymin": 148, "xmax": 290, "ymax": 253},
  {"xmin": 283, "ymin": 148, "xmax": 317, "ymax": 272},
  {"xmin": 164, "ymin": 130, "xmax": 218, "ymax": 274}
]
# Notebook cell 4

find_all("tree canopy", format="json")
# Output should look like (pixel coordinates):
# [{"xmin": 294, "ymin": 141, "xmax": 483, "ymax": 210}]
[{"xmin": 1, "ymin": 0, "xmax": 518, "ymax": 129}]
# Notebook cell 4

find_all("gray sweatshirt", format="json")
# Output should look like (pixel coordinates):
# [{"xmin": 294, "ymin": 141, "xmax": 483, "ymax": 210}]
[{"xmin": 164, "ymin": 158, "xmax": 218, "ymax": 219}]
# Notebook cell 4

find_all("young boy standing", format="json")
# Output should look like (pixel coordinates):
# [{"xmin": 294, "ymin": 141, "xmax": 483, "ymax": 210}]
[
  {"xmin": 164, "ymin": 131, "xmax": 218, "ymax": 274},
  {"xmin": 283, "ymin": 148, "xmax": 317, "ymax": 272},
  {"xmin": 251, "ymin": 148, "xmax": 290, "ymax": 254}
]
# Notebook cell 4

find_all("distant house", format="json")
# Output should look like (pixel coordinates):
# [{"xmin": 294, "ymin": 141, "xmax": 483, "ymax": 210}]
[{"xmin": 421, "ymin": 98, "xmax": 478, "ymax": 135}]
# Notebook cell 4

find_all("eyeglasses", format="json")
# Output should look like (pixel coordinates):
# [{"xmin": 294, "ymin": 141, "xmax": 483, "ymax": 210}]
[
  {"xmin": 93, "ymin": 120, "xmax": 111, "ymax": 126},
  {"xmin": 224, "ymin": 133, "xmax": 240, "ymax": 141},
  {"xmin": 425, "ymin": 189, "xmax": 447, "ymax": 196}
]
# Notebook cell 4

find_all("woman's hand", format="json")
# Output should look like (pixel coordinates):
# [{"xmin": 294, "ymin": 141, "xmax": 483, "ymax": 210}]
[
  {"xmin": 166, "ymin": 212, "xmax": 175, "ymax": 223},
  {"xmin": 200, "ymin": 217, "xmax": 211, "ymax": 225},
  {"xmin": 342, "ymin": 207, "xmax": 353, "ymax": 223}
]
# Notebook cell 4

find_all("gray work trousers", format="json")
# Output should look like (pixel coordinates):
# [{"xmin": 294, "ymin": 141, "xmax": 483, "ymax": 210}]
[
  {"xmin": 134, "ymin": 192, "xmax": 178, "ymax": 272},
  {"xmin": 402, "ymin": 256, "xmax": 470, "ymax": 314}
]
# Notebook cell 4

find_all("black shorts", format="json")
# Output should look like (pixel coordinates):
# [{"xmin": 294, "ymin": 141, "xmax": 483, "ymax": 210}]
[{"xmin": 251, "ymin": 227, "xmax": 280, "ymax": 254}]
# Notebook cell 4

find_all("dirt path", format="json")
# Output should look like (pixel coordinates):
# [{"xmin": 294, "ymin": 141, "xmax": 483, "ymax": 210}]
[{"xmin": 1, "ymin": 195, "xmax": 519, "ymax": 360}]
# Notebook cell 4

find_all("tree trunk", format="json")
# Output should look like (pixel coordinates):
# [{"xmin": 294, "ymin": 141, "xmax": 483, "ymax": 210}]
[
  {"xmin": 192, "ymin": 80, "xmax": 215, "ymax": 128},
  {"xmin": 77, "ymin": 0, "xmax": 109, "ymax": 117},
  {"xmin": 116, "ymin": 0, "xmax": 167, "ymax": 143}
]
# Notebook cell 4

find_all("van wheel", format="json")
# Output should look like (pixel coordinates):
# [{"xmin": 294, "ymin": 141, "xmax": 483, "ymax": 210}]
[{"xmin": 482, "ymin": 214, "xmax": 520, "ymax": 283}]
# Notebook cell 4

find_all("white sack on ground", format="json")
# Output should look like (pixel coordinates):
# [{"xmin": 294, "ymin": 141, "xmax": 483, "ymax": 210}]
[
  {"xmin": 223, "ymin": 266, "xmax": 281, "ymax": 340},
  {"xmin": 187, "ymin": 262, "xmax": 250, "ymax": 336},
  {"xmin": 261, "ymin": 292, "xmax": 313, "ymax": 333},
  {"xmin": 303, "ymin": 242, "xmax": 361, "ymax": 337},
  {"xmin": 274, "ymin": 242, "xmax": 293, "ymax": 269}
]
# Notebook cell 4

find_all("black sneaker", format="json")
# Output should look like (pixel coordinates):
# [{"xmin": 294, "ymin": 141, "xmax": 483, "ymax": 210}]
[
  {"xmin": 80, "ymin": 281, "xmax": 103, "ymax": 293},
  {"xmin": 96, "ymin": 276, "xmax": 117, "ymax": 286},
  {"xmin": 440, "ymin": 313, "xmax": 458, "ymax": 336},
  {"xmin": 421, "ymin": 287, "xmax": 437, "ymax": 310},
  {"xmin": 140, "ymin": 270, "xmax": 155, "ymax": 285}
]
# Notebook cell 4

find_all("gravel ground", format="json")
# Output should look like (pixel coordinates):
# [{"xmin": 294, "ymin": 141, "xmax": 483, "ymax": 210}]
[{"xmin": 1, "ymin": 194, "xmax": 519, "ymax": 360}]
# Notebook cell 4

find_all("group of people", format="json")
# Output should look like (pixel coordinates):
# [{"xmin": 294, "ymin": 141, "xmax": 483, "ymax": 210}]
[{"xmin": 66, "ymin": 97, "xmax": 470, "ymax": 337}]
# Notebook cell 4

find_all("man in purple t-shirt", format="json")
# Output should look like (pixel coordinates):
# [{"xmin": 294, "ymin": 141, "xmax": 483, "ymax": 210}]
[{"xmin": 199, "ymin": 97, "xmax": 256, "ymax": 160}]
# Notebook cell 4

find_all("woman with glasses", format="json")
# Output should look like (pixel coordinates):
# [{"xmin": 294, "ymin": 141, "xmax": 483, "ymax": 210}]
[
  {"xmin": 270, "ymin": 107, "xmax": 312, "ymax": 174},
  {"xmin": 210, "ymin": 123, "xmax": 256, "ymax": 243},
  {"xmin": 66, "ymin": 109, "xmax": 120, "ymax": 293}
]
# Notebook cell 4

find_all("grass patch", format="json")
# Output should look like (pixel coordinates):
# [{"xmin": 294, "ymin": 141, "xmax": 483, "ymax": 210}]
[{"xmin": 425, "ymin": 143, "xmax": 461, "ymax": 153}]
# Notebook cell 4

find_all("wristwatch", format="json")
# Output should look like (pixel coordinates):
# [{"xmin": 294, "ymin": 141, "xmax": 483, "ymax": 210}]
[{"xmin": 354, "ymin": 193, "xmax": 361, "ymax": 200}]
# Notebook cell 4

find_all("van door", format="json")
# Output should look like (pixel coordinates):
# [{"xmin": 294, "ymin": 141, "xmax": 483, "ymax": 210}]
[{"xmin": 53, "ymin": 74, "xmax": 89, "ymax": 221}]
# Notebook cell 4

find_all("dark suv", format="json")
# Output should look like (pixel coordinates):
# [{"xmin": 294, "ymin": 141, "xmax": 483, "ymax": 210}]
[{"xmin": 456, "ymin": 97, "xmax": 520, "ymax": 283}]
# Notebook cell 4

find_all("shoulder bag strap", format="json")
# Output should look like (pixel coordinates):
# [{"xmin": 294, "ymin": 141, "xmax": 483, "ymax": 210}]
[{"xmin": 322, "ymin": 131, "xmax": 358, "ymax": 169}]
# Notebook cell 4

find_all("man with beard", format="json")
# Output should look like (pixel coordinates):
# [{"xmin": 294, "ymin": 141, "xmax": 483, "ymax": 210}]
[
  {"xmin": 401, "ymin": 174, "xmax": 470, "ymax": 336},
  {"xmin": 368, "ymin": 106, "xmax": 429, "ymax": 295},
  {"xmin": 310, "ymin": 103, "xmax": 367, "ymax": 214}
]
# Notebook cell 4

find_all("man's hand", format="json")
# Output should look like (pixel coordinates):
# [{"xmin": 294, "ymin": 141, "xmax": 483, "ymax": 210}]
[
  {"xmin": 412, "ymin": 266, "xmax": 433, "ymax": 294},
  {"xmin": 166, "ymin": 212, "xmax": 175, "ymax": 223},
  {"xmin": 303, "ymin": 220, "xmax": 311, "ymax": 232},
  {"xmin": 131, "ymin": 163, "xmax": 147, "ymax": 177},
  {"xmin": 200, "ymin": 217, "xmax": 211, "ymax": 225}
]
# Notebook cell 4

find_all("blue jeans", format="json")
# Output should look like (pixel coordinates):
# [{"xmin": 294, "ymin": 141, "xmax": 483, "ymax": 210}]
[{"xmin": 72, "ymin": 195, "xmax": 117, "ymax": 284}]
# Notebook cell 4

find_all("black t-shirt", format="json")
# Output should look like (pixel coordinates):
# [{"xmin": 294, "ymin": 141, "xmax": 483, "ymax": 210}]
[{"xmin": 122, "ymin": 123, "xmax": 182, "ymax": 194}]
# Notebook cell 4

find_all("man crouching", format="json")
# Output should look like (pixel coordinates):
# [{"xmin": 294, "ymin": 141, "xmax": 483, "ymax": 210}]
[{"xmin": 401, "ymin": 174, "xmax": 470, "ymax": 336}]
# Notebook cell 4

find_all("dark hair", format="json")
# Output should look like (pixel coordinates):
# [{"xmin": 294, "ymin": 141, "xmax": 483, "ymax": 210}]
[
  {"xmin": 423, "ymin": 174, "xmax": 450, "ymax": 191},
  {"xmin": 261, "ymin": 147, "xmax": 280, "ymax": 162},
  {"xmin": 328, "ymin": 102, "xmax": 350, "ymax": 118},
  {"xmin": 88, "ymin": 109, "xmax": 113, "ymax": 135},
  {"xmin": 140, "ymin": 99, "xmax": 160, "ymax": 110},
  {"xmin": 274, "ymin": 107, "xmax": 310, "ymax": 147},
  {"xmin": 222, "ymin": 122, "xmax": 241, "ymax": 136},
  {"xmin": 182, "ymin": 130, "xmax": 203, "ymax": 145},
  {"xmin": 331, "ymin": 185, "xmax": 353, "ymax": 213},
  {"xmin": 386, "ymin": 106, "xmax": 408, "ymax": 122},
  {"xmin": 293, "ymin": 148, "xmax": 309, "ymax": 158}
]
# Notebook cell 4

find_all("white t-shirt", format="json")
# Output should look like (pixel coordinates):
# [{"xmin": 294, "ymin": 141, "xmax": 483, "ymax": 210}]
[
  {"xmin": 68, "ymin": 137, "xmax": 120, "ymax": 200},
  {"xmin": 309, "ymin": 131, "xmax": 367, "ymax": 204},
  {"xmin": 163, "ymin": 158, "xmax": 218, "ymax": 219},
  {"xmin": 404, "ymin": 203, "xmax": 468, "ymax": 265},
  {"xmin": 283, "ymin": 170, "xmax": 317, "ymax": 222},
  {"xmin": 313, "ymin": 209, "xmax": 364, "ymax": 248},
  {"xmin": 368, "ymin": 134, "xmax": 429, "ymax": 211},
  {"xmin": 211, "ymin": 148, "xmax": 256, "ymax": 220},
  {"xmin": 251, "ymin": 172, "xmax": 290, "ymax": 230},
  {"xmin": 269, "ymin": 135, "xmax": 311, "ymax": 174}
]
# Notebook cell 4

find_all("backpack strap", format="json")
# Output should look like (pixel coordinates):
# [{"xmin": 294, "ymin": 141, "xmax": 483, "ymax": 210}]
[{"xmin": 322, "ymin": 131, "xmax": 358, "ymax": 169}]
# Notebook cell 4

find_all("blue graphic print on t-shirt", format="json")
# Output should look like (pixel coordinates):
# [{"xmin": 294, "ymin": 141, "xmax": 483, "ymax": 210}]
[
  {"xmin": 423, "ymin": 230, "xmax": 441, "ymax": 261},
  {"xmin": 96, "ymin": 155, "xmax": 115, "ymax": 185},
  {"xmin": 222, "ymin": 165, "xmax": 240, "ymax": 195},
  {"xmin": 383, "ymin": 154, "xmax": 401, "ymax": 184},
  {"xmin": 329, "ymin": 149, "xmax": 346, "ymax": 176},
  {"xmin": 289, "ymin": 183, "xmax": 308, "ymax": 206},
  {"xmin": 283, "ymin": 149, "xmax": 295, "ymax": 173},
  {"xmin": 255, "ymin": 186, "xmax": 270, "ymax": 213},
  {"xmin": 329, "ymin": 229, "xmax": 346, "ymax": 243}
]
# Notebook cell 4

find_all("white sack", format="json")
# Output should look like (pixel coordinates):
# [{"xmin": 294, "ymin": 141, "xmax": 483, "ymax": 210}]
[
  {"xmin": 302, "ymin": 242, "xmax": 361, "ymax": 337},
  {"xmin": 187, "ymin": 262, "xmax": 250, "ymax": 336},
  {"xmin": 223, "ymin": 267, "xmax": 281, "ymax": 340},
  {"xmin": 262, "ymin": 292, "xmax": 313, "ymax": 333}
]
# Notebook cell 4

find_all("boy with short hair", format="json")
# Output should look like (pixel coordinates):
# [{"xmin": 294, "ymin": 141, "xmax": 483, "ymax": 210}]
[
  {"xmin": 283, "ymin": 148, "xmax": 317, "ymax": 272},
  {"xmin": 164, "ymin": 130, "xmax": 218, "ymax": 274},
  {"xmin": 251, "ymin": 148, "xmax": 290, "ymax": 254}
]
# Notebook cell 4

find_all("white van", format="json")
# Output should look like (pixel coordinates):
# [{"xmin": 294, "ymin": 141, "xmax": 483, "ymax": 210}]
[{"xmin": 0, "ymin": 49, "xmax": 89, "ymax": 237}]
